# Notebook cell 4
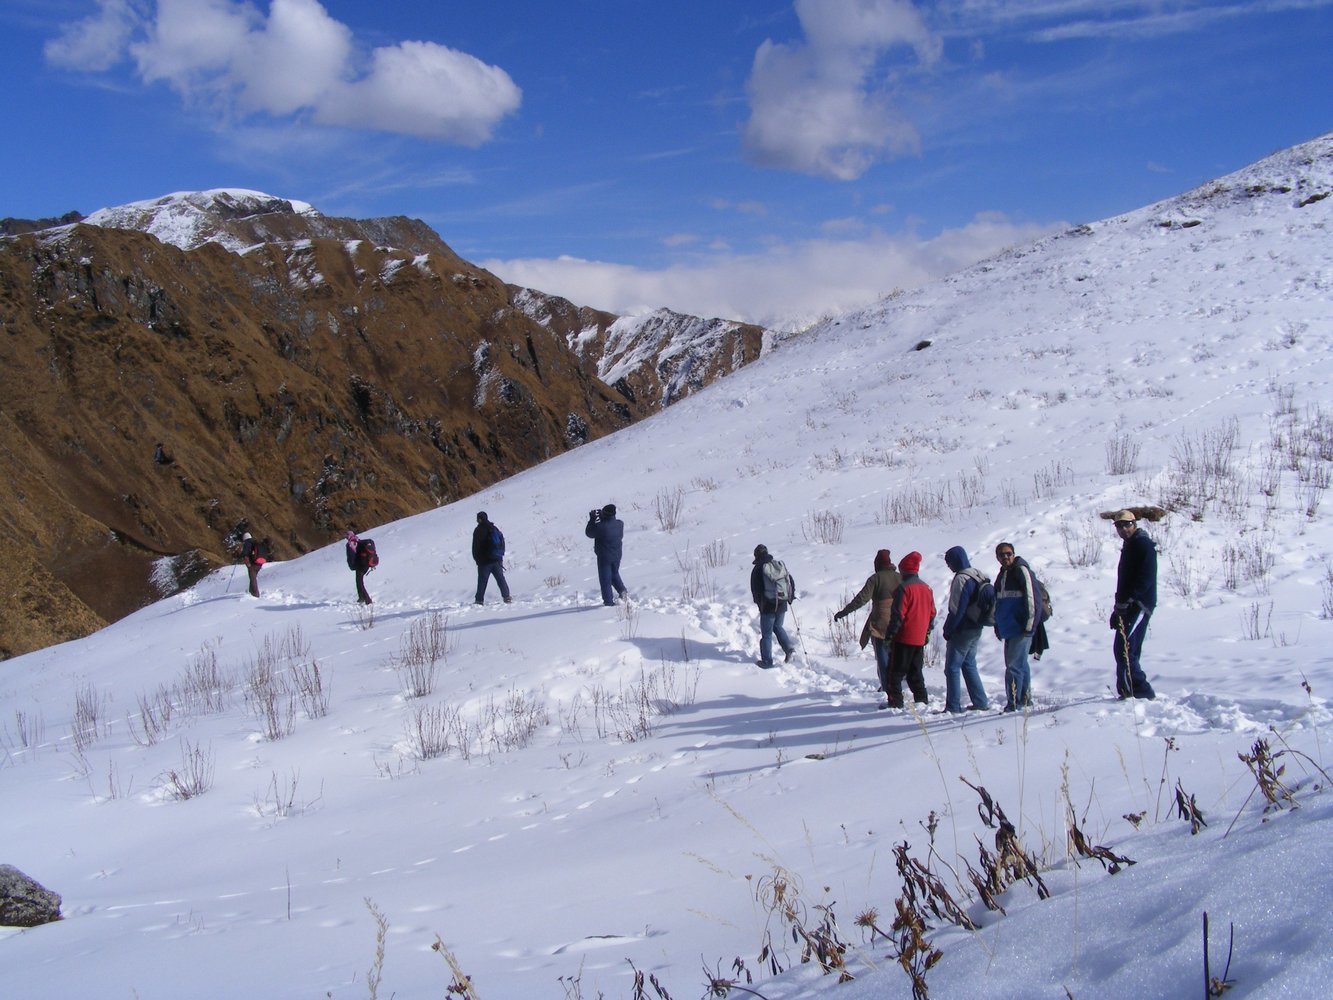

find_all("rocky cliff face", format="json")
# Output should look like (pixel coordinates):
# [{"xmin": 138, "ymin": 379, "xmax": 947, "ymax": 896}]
[
  {"xmin": 508, "ymin": 286, "xmax": 765, "ymax": 408},
  {"xmin": 0, "ymin": 191, "xmax": 770, "ymax": 657},
  {"xmin": 0, "ymin": 212, "xmax": 641, "ymax": 656}
]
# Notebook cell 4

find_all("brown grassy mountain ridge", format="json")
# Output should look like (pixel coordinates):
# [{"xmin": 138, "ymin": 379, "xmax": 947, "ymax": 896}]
[{"xmin": 0, "ymin": 191, "xmax": 765, "ymax": 658}]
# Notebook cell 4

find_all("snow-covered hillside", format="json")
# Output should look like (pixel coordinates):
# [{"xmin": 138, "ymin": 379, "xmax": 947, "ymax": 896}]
[{"xmin": 2, "ymin": 134, "xmax": 1331, "ymax": 999}]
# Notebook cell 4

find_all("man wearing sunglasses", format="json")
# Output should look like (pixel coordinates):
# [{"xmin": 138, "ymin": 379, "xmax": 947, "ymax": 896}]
[
  {"xmin": 1110, "ymin": 511, "xmax": 1158, "ymax": 700},
  {"xmin": 993, "ymin": 543, "xmax": 1039, "ymax": 712}
]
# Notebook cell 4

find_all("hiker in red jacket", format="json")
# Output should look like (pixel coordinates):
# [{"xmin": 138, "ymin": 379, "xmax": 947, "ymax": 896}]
[{"xmin": 883, "ymin": 551, "xmax": 936, "ymax": 709}]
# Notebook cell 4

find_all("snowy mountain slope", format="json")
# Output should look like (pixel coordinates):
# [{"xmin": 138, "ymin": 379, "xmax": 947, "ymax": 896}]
[
  {"xmin": 1, "ymin": 134, "xmax": 1331, "ymax": 999},
  {"xmin": 510, "ymin": 286, "xmax": 766, "ymax": 408}
]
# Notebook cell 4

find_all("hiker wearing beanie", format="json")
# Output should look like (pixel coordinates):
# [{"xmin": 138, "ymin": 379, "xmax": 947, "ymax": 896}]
[
  {"xmin": 472, "ymin": 511, "xmax": 512, "ymax": 605},
  {"xmin": 750, "ymin": 544, "xmax": 796, "ymax": 667},
  {"xmin": 883, "ymin": 551, "xmax": 935, "ymax": 709},
  {"xmin": 585, "ymin": 503, "xmax": 628, "ymax": 606},
  {"xmin": 1110, "ymin": 510, "xmax": 1157, "ymax": 700},
  {"xmin": 240, "ymin": 532, "xmax": 264, "ymax": 598},
  {"xmin": 833, "ymin": 550, "xmax": 901, "ymax": 699},
  {"xmin": 941, "ymin": 546, "xmax": 992, "ymax": 713}
]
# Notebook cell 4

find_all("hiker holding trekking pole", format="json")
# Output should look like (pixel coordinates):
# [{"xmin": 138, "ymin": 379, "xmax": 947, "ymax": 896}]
[{"xmin": 750, "ymin": 545, "xmax": 797, "ymax": 668}]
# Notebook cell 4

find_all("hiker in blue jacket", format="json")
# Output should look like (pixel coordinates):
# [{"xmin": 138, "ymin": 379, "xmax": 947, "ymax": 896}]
[
  {"xmin": 472, "ymin": 511, "xmax": 512, "ymax": 605},
  {"xmin": 942, "ymin": 546, "xmax": 991, "ymax": 713},
  {"xmin": 1110, "ymin": 510, "xmax": 1157, "ymax": 700},
  {"xmin": 993, "ymin": 542, "xmax": 1040, "ymax": 712},
  {"xmin": 586, "ymin": 504, "xmax": 628, "ymax": 606}
]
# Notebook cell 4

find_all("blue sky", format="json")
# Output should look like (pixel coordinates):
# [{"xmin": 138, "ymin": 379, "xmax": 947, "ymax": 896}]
[{"xmin": 4, "ymin": 1, "xmax": 1330, "ymax": 325}]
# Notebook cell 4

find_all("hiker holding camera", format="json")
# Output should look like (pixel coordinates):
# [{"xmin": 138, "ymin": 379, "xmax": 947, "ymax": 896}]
[{"xmin": 585, "ymin": 504, "xmax": 628, "ymax": 606}]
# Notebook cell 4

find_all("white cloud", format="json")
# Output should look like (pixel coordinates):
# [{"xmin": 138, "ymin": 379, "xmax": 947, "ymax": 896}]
[
  {"xmin": 45, "ymin": 0, "xmax": 520, "ymax": 143},
  {"xmin": 484, "ymin": 213, "xmax": 1059, "ymax": 330},
  {"xmin": 43, "ymin": 0, "xmax": 138, "ymax": 72},
  {"xmin": 316, "ymin": 40, "xmax": 521, "ymax": 145},
  {"xmin": 742, "ymin": 0, "xmax": 942, "ymax": 181}
]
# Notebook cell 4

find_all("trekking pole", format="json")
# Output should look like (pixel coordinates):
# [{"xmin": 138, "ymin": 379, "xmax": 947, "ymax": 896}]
[
  {"xmin": 225, "ymin": 562, "xmax": 237, "ymax": 594},
  {"xmin": 1115, "ymin": 613, "xmax": 1133, "ymax": 698},
  {"xmin": 788, "ymin": 601, "xmax": 811, "ymax": 665}
]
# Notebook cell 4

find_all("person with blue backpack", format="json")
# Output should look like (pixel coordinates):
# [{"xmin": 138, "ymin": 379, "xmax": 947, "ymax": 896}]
[
  {"xmin": 993, "ymin": 542, "xmax": 1043, "ymax": 712},
  {"xmin": 941, "ymin": 546, "xmax": 993, "ymax": 713},
  {"xmin": 472, "ymin": 511, "xmax": 512, "ymax": 605}
]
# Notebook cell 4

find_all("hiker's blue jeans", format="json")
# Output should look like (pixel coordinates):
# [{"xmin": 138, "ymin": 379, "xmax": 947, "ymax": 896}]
[
  {"xmin": 1002, "ymin": 635, "xmax": 1031, "ymax": 710},
  {"xmin": 944, "ymin": 630, "xmax": 989, "ymax": 712},
  {"xmin": 759, "ymin": 606, "xmax": 793, "ymax": 665}
]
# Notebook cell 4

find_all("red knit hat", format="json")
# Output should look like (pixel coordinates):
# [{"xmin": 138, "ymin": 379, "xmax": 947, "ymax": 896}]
[{"xmin": 899, "ymin": 551, "xmax": 922, "ymax": 574}]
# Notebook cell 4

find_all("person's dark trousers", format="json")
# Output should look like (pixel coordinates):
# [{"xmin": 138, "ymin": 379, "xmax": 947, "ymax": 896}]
[
  {"xmin": 246, "ymin": 564, "xmax": 261, "ymax": 598},
  {"xmin": 888, "ymin": 642, "xmax": 928, "ymax": 707},
  {"xmin": 476, "ymin": 561, "xmax": 511, "ymax": 603},
  {"xmin": 1113, "ymin": 608, "xmax": 1155, "ymax": 698},
  {"xmin": 598, "ymin": 557, "xmax": 626, "ymax": 605},
  {"xmin": 355, "ymin": 568, "xmax": 372, "ymax": 604}
]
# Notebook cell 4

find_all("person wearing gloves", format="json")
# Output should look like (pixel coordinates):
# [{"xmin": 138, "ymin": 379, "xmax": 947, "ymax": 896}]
[
  {"xmin": 833, "ymin": 550, "xmax": 901, "ymax": 700},
  {"xmin": 1110, "ymin": 510, "xmax": 1157, "ymax": 700}
]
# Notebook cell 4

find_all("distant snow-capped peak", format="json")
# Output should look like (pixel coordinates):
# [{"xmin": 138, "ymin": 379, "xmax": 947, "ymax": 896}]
[{"xmin": 82, "ymin": 189, "xmax": 319, "ymax": 253}]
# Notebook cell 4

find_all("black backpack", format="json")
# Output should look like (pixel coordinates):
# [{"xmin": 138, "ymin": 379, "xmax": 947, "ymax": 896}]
[
  {"xmin": 961, "ymin": 568, "xmax": 996, "ymax": 626},
  {"xmin": 356, "ymin": 538, "xmax": 379, "ymax": 570}
]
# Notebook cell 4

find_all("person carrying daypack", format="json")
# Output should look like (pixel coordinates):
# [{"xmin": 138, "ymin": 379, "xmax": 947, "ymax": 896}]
[
  {"xmin": 472, "ymin": 511, "xmax": 512, "ymax": 605},
  {"xmin": 993, "ymin": 542, "xmax": 1043, "ymax": 712},
  {"xmin": 240, "ymin": 531, "xmax": 266, "ymax": 598},
  {"xmin": 941, "ymin": 546, "xmax": 992, "ymax": 713},
  {"xmin": 750, "ymin": 544, "xmax": 796, "ymax": 668},
  {"xmin": 346, "ymin": 528, "xmax": 376, "ymax": 605},
  {"xmin": 833, "ymin": 549, "xmax": 901, "ymax": 700}
]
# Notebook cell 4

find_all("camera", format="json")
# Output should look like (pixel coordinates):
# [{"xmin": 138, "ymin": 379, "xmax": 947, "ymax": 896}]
[{"xmin": 589, "ymin": 508, "xmax": 601, "ymax": 522}]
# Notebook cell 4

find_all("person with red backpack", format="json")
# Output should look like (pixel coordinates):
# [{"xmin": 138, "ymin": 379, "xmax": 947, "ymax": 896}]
[
  {"xmin": 472, "ymin": 512, "xmax": 512, "ymax": 605},
  {"xmin": 345, "ymin": 528, "xmax": 375, "ymax": 604},
  {"xmin": 240, "ymin": 532, "xmax": 268, "ymax": 598}
]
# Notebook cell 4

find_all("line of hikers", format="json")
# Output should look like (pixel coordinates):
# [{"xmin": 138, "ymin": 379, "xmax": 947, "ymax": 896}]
[
  {"xmin": 239, "ymin": 502, "xmax": 1158, "ymax": 712},
  {"xmin": 755, "ymin": 509, "xmax": 1158, "ymax": 713}
]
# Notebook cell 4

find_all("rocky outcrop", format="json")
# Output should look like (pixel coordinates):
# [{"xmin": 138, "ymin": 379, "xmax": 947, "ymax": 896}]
[
  {"xmin": 509, "ymin": 287, "xmax": 765, "ymax": 408},
  {"xmin": 0, "ymin": 865, "xmax": 62, "ymax": 927}
]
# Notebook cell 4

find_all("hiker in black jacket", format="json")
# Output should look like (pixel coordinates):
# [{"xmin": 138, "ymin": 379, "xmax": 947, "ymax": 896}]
[
  {"xmin": 240, "ymin": 532, "xmax": 265, "ymax": 598},
  {"xmin": 1111, "ymin": 510, "xmax": 1157, "ymax": 700},
  {"xmin": 472, "ymin": 512, "xmax": 512, "ymax": 605}
]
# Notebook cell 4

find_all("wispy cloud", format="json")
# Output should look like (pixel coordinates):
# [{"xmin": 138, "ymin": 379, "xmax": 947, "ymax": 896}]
[
  {"xmin": 484, "ymin": 212, "xmax": 1059, "ymax": 329},
  {"xmin": 44, "ymin": 0, "xmax": 521, "ymax": 144},
  {"xmin": 742, "ymin": 0, "xmax": 942, "ymax": 181},
  {"xmin": 936, "ymin": 0, "xmax": 1333, "ymax": 41}
]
